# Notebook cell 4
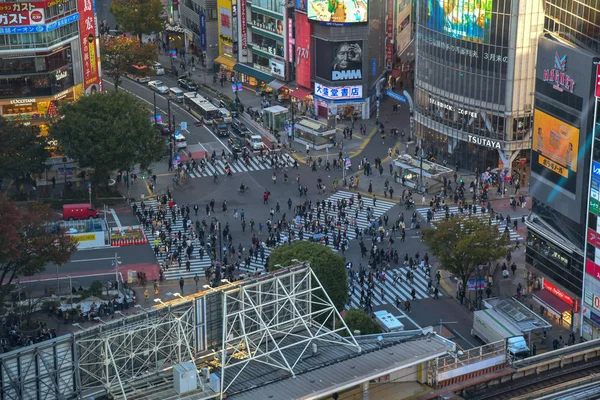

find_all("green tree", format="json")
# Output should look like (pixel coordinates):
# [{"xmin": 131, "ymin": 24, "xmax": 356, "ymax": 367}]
[
  {"xmin": 340, "ymin": 308, "xmax": 382, "ymax": 336},
  {"xmin": 0, "ymin": 117, "xmax": 50, "ymax": 180},
  {"xmin": 0, "ymin": 200, "xmax": 77, "ymax": 310},
  {"xmin": 421, "ymin": 217, "xmax": 509, "ymax": 292},
  {"xmin": 268, "ymin": 241, "xmax": 348, "ymax": 311},
  {"xmin": 50, "ymin": 91, "xmax": 163, "ymax": 186},
  {"xmin": 100, "ymin": 36, "xmax": 158, "ymax": 91},
  {"xmin": 110, "ymin": 0, "xmax": 164, "ymax": 42}
]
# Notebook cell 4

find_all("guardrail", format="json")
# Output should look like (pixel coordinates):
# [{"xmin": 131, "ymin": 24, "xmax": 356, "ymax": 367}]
[{"xmin": 438, "ymin": 341, "xmax": 505, "ymax": 375}]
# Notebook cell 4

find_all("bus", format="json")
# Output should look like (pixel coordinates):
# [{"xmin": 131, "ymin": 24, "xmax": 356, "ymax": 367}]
[
  {"xmin": 183, "ymin": 92, "xmax": 220, "ymax": 124},
  {"xmin": 126, "ymin": 64, "xmax": 152, "ymax": 83}
]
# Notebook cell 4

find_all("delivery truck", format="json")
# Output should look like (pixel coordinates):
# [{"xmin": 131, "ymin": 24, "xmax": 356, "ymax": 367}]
[{"xmin": 473, "ymin": 309, "xmax": 530, "ymax": 358}]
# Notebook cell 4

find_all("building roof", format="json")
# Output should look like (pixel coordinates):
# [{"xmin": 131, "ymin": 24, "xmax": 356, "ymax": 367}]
[
  {"xmin": 228, "ymin": 329, "xmax": 454, "ymax": 400},
  {"xmin": 484, "ymin": 297, "xmax": 552, "ymax": 332}
]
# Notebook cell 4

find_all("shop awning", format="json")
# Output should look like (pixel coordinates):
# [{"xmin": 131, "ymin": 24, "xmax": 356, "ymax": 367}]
[
  {"xmin": 214, "ymin": 56, "xmax": 237, "ymax": 69},
  {"xmin": 391, "ymin": 69, "xmax": 401, "ymax": 78},
  {"xmin": 268, "ymin": 79, "xmax": 286, "ymax": 90},
  {"xmin": 233, "ymin": 64, "xmax": 274, "ymax": 83},
  {"xmin": 533, "ymin": 289, "xmax": 572, "ymax": 317},
  {"xmin": 290, "ymin": 87, "xmax": 312, "ymax": 99}
]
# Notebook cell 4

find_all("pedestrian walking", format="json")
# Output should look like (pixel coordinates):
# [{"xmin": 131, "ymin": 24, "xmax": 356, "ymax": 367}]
[
  {"xmin": 179, "ymin": 277, "xmax": 184, "ymax": 294},
  {"xmin": 144, "ymin": 289, "xmax": 149, "ymax": 303},
  {"xmin": 411, "ymin": 287, "xmax": 416, "ymax": 301},
  {"xmin": 404, "ymin": 300, "xmax": 411, "ymax": 313}
]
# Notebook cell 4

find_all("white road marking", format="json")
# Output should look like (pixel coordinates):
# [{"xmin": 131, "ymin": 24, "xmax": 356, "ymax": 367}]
[{"xmin": 71, "ymin": 257, "xmax": 115, "ymax": 263}]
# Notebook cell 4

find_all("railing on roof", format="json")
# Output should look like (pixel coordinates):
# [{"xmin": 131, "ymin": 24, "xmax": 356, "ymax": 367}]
[{"xmin": 438, "ymin": 340, "xmax": 505, "ymax": 374}]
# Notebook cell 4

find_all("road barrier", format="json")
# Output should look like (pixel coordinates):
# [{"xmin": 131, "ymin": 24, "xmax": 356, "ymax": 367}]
[{"xmin": 110, "ymin": 226, "xmax": 148, "ymax": 247}]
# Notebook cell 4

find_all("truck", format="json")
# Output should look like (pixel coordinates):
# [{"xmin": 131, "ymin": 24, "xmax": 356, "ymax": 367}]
[
  {"xmin": 473, "ymin": 309, "xmax": 530, "ymax": 358},
  {"xmin": 211, "ymin": 118, "xmax": 229, "ymax": 137},
  {"xmin": 247, "ymin": 135, "xmax": 264, "ymax": 151}
]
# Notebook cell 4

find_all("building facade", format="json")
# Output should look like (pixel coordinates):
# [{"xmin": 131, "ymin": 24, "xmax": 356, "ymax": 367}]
[
  {"xmin": 414, "ymin": 0, "xmax": 543, "ymax": 174},
  {"xmin": 178, "ymin": 0, "xmax": 220, "ymax": 70},
  {"xmin": 0, "ymin": 0, "xmax": 101, "ymax": 133}
]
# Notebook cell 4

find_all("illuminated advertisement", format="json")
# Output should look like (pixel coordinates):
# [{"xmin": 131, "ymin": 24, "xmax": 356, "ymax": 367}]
[
  {"xmin": 0, "ymin": 1, "xmax": 46, "ymax": 26},
  {"xmin": 542, "ymin": 52, "xmax": 575, "ymax": 93},
  {"xmin": 294, "ymin": 13, "xmax": 311, "ymax": 89},
  {"xmin": 308, "ymin": 0, "xmax": 368, "ymax": 25},
  {"xmin": 425, "ymin": 0, "xmax": 492, "ymax": 43},
  {"xmin": 219, "ymin": 6, "xmax": 231, "ymax": 37},
  {"xmin": 296, "ymin": 0, "xmax": 307, "ymax": 12},
  {"xmin": 314, "ymin": 83, "xmax": 362, "ymax": 99},
  {"xmin": 239, "ymin": 0, "xmax": 247, "ymax": 56},
  {"xmin": 78, "ymin": 0, "xmax": 100, "ymax": 94},
  {"xmin": 217, "ymin": 0, "xmax": 234, "ymax": 58},
  {"xmin": 531, "ymin": 109, "xmax": 580, "ymax": 192},
  {"xmin": 315, "ymin": 39, "xmax": 363, "ymax": 82}
]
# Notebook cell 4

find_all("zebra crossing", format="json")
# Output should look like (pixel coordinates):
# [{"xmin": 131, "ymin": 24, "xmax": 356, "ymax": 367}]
[
  {"xmin": 415, "ymin": 205, "xmax": 522, "ymax": 241},
  {"xmin": 346, "ymin": 265, "xmax": 438, "ymax": 309},
  {"xmin": 186, "ymin": 153, "xmax": 296, "ymax": 178}
]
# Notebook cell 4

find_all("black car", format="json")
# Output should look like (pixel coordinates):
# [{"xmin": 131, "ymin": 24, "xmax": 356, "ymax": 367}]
[
  {"xmin": 227, "ymin": 137, "xmax": 244, "ymax": 153},
  {"xmin": 177, "ymin": 78, "xmax": 198, "ymax": 91},
  {"xmin": 230, "ymin": 119, "xmax": 250, "ymax": 137},
  {"xmin": 155, "ymin": 122, "xmax": 170, "ymax": 136}
]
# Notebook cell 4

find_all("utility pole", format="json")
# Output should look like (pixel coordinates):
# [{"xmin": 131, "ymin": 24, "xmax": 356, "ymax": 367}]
[
  {"xmin": 153, "ymin": 91, "xmax": 157, "ymax": 124},
  {"xmin": 168, "ymin": 99, "xmax": 174, "ymax": 163},
  {"xmin": 112, "ymin": 253, "xmax": 121, "ymax": 291}
]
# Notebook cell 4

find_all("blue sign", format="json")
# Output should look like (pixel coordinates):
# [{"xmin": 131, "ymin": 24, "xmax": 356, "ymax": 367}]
[
  {"xmin": 593, "ymin": 161, "xmax": 600, "ymax": 179},
  {"xmin": 386, "ymin": 90, "xmax": 407, "ymax": 103},
  {"xmin": 0, "ymin": 13, "xmax": 79, "ymax": 34},
  {"xmin": 180, "ymin": 121, "xmax": 187, "ymax": 130},
  {"xmin": 199, "ymin": 13, "xmax": 207, "ymax": 51},
  {"xmin": 371, "ymin": 59, "xmax": 376, "ymax": 76},
  {"xmin": 590, "ymin": 311, "xmax": 600, "ymax": 325},
  {"xmin": 171, "ymin": 50, "xmax": 177, "ymax": 58}
]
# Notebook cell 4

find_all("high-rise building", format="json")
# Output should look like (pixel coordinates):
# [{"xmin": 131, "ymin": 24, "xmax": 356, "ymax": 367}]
[
  {"xmin": 414, "ymin": 1, "xmax": 544, "ymax": 174},
  {"xmin": 179, "ymin": 0, "xmax": 220, "ymax": 70}
]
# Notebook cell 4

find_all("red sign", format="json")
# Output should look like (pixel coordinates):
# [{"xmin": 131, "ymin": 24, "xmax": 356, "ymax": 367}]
[
  {"xmin": 0, "ymin": 2, "xmax": 46, "ymax": 27},
  {"xmin": 596, "ymin": 63, "xmax": 600, "ymax": 98},
  {"xmin": 588, "ymin": 228, "xmax": 600, "ymax": 248},
  {"xmin": 385, "ymin": 0, "xmax": 393, "ymax": 70},
  {"xmin": 78, "ymin": 0, "xmax": 100, "ymax": 93},
  {"xmin": 287, "ymin": 17, "xmax": 293, "ymax": 63},
  {"xmin": 294, "ymin": 13, "xmax": 311, "ymax": 90},
  {"xmin": 240, "ymin": 0, "xmax": 247, "ymax": 56},
  {"xmin": 586, "ymin": 259, "xmax": 600, "ymax": 281},
  {"xmin": 543, "ymin": 280, "xmax": 575, "ymax": 311}
]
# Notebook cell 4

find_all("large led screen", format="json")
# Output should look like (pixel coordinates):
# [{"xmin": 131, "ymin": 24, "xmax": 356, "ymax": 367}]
[
  {"xmin": 308, "ymin": 0, "xmax": 368, "ymax": 24},
  {"xmin": 425, "ymin": 0, "xmax": 492, "ymax": 43},
  {"xmin": 315, "ymin": 39, "xmax": 364, "ymax": 82}
]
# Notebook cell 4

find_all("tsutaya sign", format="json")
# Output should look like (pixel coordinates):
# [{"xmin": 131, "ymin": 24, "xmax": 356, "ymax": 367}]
[
  {"xmin": 468, "ymin": 134, "xmax": 501, "ymax": 150},
  {"xmin": 543, "ymin": 52, "xmax": 575, "ymax": 93}
]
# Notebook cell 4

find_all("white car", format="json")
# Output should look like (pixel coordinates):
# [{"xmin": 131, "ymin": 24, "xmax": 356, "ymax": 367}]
[
  {"xmin": 148, "ymin": 80, "xmax": 168, "ymax": 94},
  {"xmin": 153, "ymin": 62, "xmax": 165, "ymax": 75},
  {"xmin": 174, "ymin": 132, "xmax": 187, "ymax": 149}
]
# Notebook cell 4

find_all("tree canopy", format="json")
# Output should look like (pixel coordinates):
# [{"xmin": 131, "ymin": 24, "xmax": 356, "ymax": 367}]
[
  {"xmin": 341, "ymin": 308, "xmax": 382, "ymax": 336},
  {"xmin": 100, "ymin": 36, "xmax": 157, "ymax": 91},
  {"xmin": 0, "ymin": 201, "xmax": 76, "ymax": 309},
  {"xmin": 421, "ymin": 216, "xmax": 509, "ymax": 290},
  {"xmin": 0, "ymin": 117, "xmax": 50, "ymax": 180},
  {"xmin": 50, "ymin": 90, "xmax": 163, "ymax": 184},
  {"xmin": 110, "ymin": 0, "xmax": 164, "ymax": 41},
  {"xmin": 268, "ymin": 241, "xmax": 348, "ymax": 311}
]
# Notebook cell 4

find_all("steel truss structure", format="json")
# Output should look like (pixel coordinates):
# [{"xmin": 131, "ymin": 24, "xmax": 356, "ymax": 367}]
[
  {"xmin": 76, "ymin": 303, "xmax": 198, "ymax": 398},
  {"xmin": 219, "ymin": 266, "xmax": 361, "ymax": 398}
]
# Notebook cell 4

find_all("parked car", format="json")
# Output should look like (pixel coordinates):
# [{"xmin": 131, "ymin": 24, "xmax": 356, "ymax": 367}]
[
  {"xmin": 148, "ymin": 80, "xmax": 168, "ymax": 94},
  {"xmin": 230, "ymin": 119, "xmax": 249, "ymax": 137},
  {"xmin": 153, "ymin": 62, "xmax": 165, "ymax": 75},
  {"xmin": 177, "ymin": 77, "xmax": 198, "ymax": 91},
  {"xmin": 227, "ymin": 137, "xmax": 244, "ymax": 153}
]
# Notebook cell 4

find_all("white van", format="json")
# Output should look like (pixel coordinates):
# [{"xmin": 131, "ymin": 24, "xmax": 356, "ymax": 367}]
[
  {"xmin": 169, "ymin": 87, "xmax": 184, "ymax": 103},
  {"xmin": 174, "ymin": 132, "xmax": 187, "ymax": 149},
  {"xmin": 218, "ymin": 108, "xmax": 232, "ymax": 123}
]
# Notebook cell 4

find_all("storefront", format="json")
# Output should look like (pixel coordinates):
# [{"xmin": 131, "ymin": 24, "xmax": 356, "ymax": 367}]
[
  {"xmin": 533, "ymin": 279, "xmax": 578, "ymax": 329},
  {"xmin": 313, "ymin": 83, "xmax": 368, "ymax": 120},
  {"xmin": 582, "ymin": 309, "xmax": 600, "ymax": 341},
  {"xmin": 289, "ymin": 86, "xmax": 314, "ymax": 116},
  {"xmin": 233, "ymin": 63, "xmax": 274, "ymax": 91}
]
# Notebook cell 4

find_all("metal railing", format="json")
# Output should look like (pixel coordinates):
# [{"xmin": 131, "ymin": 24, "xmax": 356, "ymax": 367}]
[{"xmin": 438, "ymin": 340, "xmax": 505, "ymax": 374}]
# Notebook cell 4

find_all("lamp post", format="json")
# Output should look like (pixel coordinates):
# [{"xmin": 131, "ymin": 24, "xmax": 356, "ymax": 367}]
[{"xmin": 62, "ymin": 156, "xmax": 67, "ymax": 190}]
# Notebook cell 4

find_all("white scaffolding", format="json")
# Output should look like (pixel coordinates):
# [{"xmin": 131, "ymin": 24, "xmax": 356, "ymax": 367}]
[{"xmin": 219, "ymin": 266, "xmax": 361, "ymax": 398}]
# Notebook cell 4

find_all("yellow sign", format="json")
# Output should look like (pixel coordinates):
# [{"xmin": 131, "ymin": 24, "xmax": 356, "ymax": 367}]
[
  {"xmin": 73, "ymin": 233, "xmax": 96, "ymax": 242},
  {"xmin": 533, "ymin": 109, "xmax": 579, "ymax": 173},
  {"xmin": 217, "ymin": 0, "xmax": 234, "ymax": 59}
]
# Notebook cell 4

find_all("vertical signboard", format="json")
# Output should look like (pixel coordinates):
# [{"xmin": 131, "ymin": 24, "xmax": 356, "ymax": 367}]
[
  {"xmin": 240, "ymin": 0, "xmax": 247, "ymax": 56},
  {"xmin": 592, "ymin": 161, "xmax": 600, "ymax": 216},
  {"xmin": 385, "ymin": 0, "xmax": 393, "ymax": 71},
  {"xmin": 288, "ymin": 17, "xmax": 293, "ymax": 62},
  {"xmin": 79, "ymin": 0, "xmax": 100, "ymax": 94},
  {"xmin": 199, "ymin": 13, "xmax": 207, "ymax": 51},
  {"xmin": 596, "ymin": 63, "xmax": 600, "ymax": 98},
  {"xmin": 294, "ymin": 13, "xmax": 311, "ymax": 89}
]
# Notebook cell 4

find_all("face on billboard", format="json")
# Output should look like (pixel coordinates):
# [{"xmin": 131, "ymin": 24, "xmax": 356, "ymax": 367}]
[
  {"xmin": 532, "ymin": 109, "xmax": 580, "ymax": 173},
  {"xmin": 308, "ymin": 0, "xmax": 368, "ymax": 24},
  {"xmin": 426, "ymin": 0, "xmax": 492, "ymax": 43},
  {"xmin": 315, "ymin": 39, "xmax": 363, "ymax": 81}
]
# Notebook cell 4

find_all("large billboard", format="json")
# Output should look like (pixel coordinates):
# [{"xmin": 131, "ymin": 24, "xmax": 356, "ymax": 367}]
[
  {"xmin": 315, "ymin": 39, "xmax": 363, "ymax": 82},
  {"xmin": 0, "ymin": 1, "xmax": 46, "ymax": 27},
  {"xmin": 78, "ymin": 0, "xmax": 100, "ymax": 94},
  {"xmin": 307, "ymin": 0, "xmax": 368, "ymax": 24},
  {"xmin": 425, "ymin": 0, "xmax": 492, "ymax": 43},
  {"xmin": 295, "ymin": 13, "xmax": 312, "ymax": 89},
  {"xmin": 217, "ymin": 0, "xmax": 234, "ymax": 58}
]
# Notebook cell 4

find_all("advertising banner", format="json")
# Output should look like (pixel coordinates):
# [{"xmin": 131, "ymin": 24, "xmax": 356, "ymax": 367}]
[
  {"xmin": 0, "ymin": 1, "xmax": 46, "ymax": 27},
  {"xmin": 425, "ymin": 0, "xmax": 492, "ymax": 43},
  {"xmin": 315, "ymin": 39, "xmax": 363, "ymax": 82},
  {"xmin": 219, "ymin": 6, "xmax": 231, "ymax": 37},
  {"xmin": 385, "ymin": 0, "xmax": 393, "ymax": 71},
  {"xmin": 296, "ymin": 0, "xmax": 306, "ymax": 12},
  {"xmin": 307, "ymin": 0, "xmax": 367, "ymax": 24},
  {"xmin": 596, "ymin": 63, "xmax": 600, "ymax": 98},
  {"xmin": 295, "ymin": 13, "xmax": 311, "ymax": 89},
  {"xmin": 240, "ymin": 0, "xmax": 247, "ymax": 56},
  {"xmin": 314, "ymin": 82, "xmax": 362, "ymax": 99},
  {"xmin": 531, "ymin": 109, "xmax": 580, "ymax": 192},
  {"xmin": 199, "ymin": 13, "xmax": 206, "ymax": 51},
  {"xmin": 78, "ymin": 0, "xmax": 100, "ymax": 94}
]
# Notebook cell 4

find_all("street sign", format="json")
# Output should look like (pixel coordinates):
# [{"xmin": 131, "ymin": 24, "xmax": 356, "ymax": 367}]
[
  {"xmin": 326, "ymin": 145, "xmax": 329, "ymax": 153},
  {"xmin": 180, "ymin": 121, "xmax": 187, "ymax": 130},
  {"xmin": 237, "ymin": 82, "xmax": 243, "ymax": 92},
  {"xmin": 386, "ymin": 90, "xmax": 407, "ymax": 103},
  {"xmin": 231, "ymin": 83, "xmax": 236, "ymax": 92}
]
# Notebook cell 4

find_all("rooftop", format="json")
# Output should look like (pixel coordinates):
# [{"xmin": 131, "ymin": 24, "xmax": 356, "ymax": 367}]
[{"xmin": 484, "ymin": 297, "xmax": 552, "ymax": 332}]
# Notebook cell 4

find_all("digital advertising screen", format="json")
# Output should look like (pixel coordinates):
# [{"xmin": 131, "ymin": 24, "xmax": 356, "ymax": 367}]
[
  {"xmin": 315, "ymin": 39, "xmax": 364, "ymax": 82},
  {"xmin": 425, "ymin": 0, "xmax": 492, "ymax": 43},
  {"xmin": 308, "ymin": 0, "xmax": 368, "ymax": 24},
  {"xmin": 531, "ymin": 109, "xmax": 580, "ymax": 193}
]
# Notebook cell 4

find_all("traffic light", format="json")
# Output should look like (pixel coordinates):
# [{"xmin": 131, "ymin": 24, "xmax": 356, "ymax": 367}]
[{"xmin": 141, "ymin": 173, "xmax": 146, "ymax": 180}]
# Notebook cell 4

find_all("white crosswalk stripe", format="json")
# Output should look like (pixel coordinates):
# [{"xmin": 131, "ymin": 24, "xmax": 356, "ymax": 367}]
[
  {"xmin": 186, "ymin": 153, "xmax": 296, "ymax": 178},
  {"xmin": 345, "ymin": 266, "xmax": 439, "ymax": 310},
  {"xmin": 416, "ymin": 205, "xmax": 522, "ymax": 241}
]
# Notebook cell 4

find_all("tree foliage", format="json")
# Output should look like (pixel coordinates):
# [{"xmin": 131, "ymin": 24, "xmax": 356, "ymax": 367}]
[
  {"xmin": 421, "ymin": 217, "xmax": 509, "ymax": 290},
  {"xmin": 0, "ymin": 117, "xmax": 50, "ymax": 180},
  {"xmin": 100, "ymin": 36, "xmax": 157, "ymax": 91},
  {"xmin": 268, "ymin": 241, "xmax": 348, "ymax": 311},
  {"xmin": 50, "ymin": 91, "xmax": 163, "ymax": 184},
  {"xmin": 110, "ymin": 0, "xmax": 164, "ymax": 41},
  {"xmin": 341, "ymin": 308, "xmax": 382, "ymax": 336},
  {"xmin": 0, "ymin": 201, "xmax": 77, "ymax": 310}
]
